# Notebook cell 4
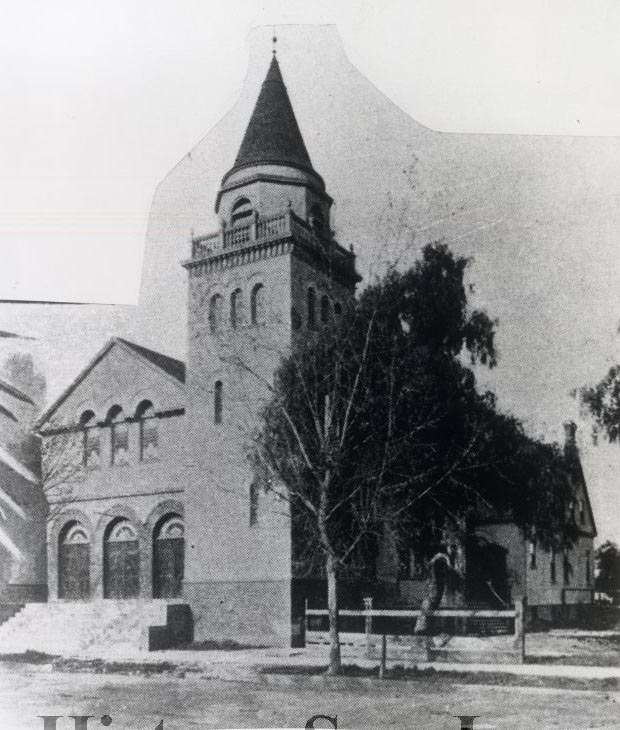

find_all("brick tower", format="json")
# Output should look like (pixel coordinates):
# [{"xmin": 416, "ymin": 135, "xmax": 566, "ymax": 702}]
[{"xmin": 183, "ymin": 51, "xmax": 359, "ymax": 645}]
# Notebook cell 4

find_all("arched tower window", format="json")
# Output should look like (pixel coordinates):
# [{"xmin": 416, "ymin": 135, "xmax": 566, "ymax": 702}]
[
  {"xmin": 230, "ymin": 288, "xmax": 243, "ymax": 330},
  {"xmin": 107, "ymin": 405, "xmax": 129, "ymax": 466},
  {"xmin": 214, "ymin": 381, "xmax": 223, "ymax": 424},
  {"xmin": 79, "ymin": 410, "xmax": 100, "ymax": 470},
  {"xmin": 307, "ymin": 287, "xmax": 316, "ymax": 329},
  {"xmin": 136, "ymin": 400, "xmax": 158, "ymax": 462},
  {"xmin": 209, "ymin": 293, "xmax": 223, "ymax": 334},
  {"xmin": 251, "ymin": 283, "xmax": 265, "ymax": 325},
  {"xmin": 231, "ymin": 197, "xmax": 253, "ymax": 226},
  {"xmin": 320, "ymin": 295, "xmax": 330, "ymax": 324},
  {"xmin": 249, "ymin": 481, "xmax": 259, "ymax": 527}
]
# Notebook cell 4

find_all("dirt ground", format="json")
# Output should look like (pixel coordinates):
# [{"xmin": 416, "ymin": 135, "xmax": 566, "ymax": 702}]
[
  {"xmin": 1, "ymin": 662, "xmax": 620, "ymax": 730},
  {"xmin": 527, "ymin": 631, "xmax": 620, "ymax": 666}
]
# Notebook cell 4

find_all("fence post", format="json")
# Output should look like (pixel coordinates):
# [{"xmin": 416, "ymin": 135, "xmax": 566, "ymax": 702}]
[
  {"xmin": 303, "ymin": 598, "xmax": 308, "ymax": 648},
  {"xmin": 514, "ymin": 596, "xmax": 526, "ymax": 663},
  {"xmin": 379, "ymin": 634, "xmax": 387, "ymax": 679},
  {"xmin": 363, "ymin": 597, "xmax": 373, "ymax": 658}
]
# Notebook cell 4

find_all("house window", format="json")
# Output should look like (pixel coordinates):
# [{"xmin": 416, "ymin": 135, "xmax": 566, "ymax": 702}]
[
  {"xmin": 230, "ymin": 288, "xmax": 243, "ymax": 329},
  {"xmin": 136, "ymin": 400, "xmax": 158, "ymax": 462},
  {"xmin": 214, "ymin": 381, "xmax": 223, "ymax": 424},
  {"xmin": 108, "ymin": 406, "xmax": 130, "ymax": 466},
  {"xmin": 563, "ymin": 548, "xmax": 571, "ymax": 585},
  {"xmin": 251, "ymin": 283, "xmax": 265, "ymax": 325},
  {"xmin": 249, "ymin": 480, "xmax": 259, "ymax": 527},
  {"xmin": 529, "ymin": 538, "xmax": 537, "ymax": 569},
  {"xmin": 333, "ymin": 302, "xmax": 342, "ymax": 317},
  {"xmin": 585, "ymin": 550, "xmax": 591, "ymax": 585},
  {"xmin": 307, "ymin": 287, "xmax": 316, "ymax": 329},
  {"xmin": 209, "ymin": 294, "xmax": 223, "ymax": 334},
  {"xmin": 578, "ymin": 499, "xmax": 585, "ymax": 526},
  {"xmin": 320, "ymin": 295, "xmax": 330, "ymax": 324},
  {"xmin": 550, "ymin": 547, "xmax": 557, "ymax": 583},
  {"xmin": 80, "ymin": 410, "xmax": 100, "ymax": 470}
]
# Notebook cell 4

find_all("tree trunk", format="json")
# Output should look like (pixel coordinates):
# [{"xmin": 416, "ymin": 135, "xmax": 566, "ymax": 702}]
[
  {"xmin": 415, "ymin": 553, "xmax": 448, "ymax": 634},
  {"xmin": 325, "ymin": 552, "xmax": 342, "ymax": 675}
]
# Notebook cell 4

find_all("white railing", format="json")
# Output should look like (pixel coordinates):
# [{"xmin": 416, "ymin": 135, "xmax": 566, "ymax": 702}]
[
  {"xmin": 190, "ymin": 211, "xmax": 357, "ymax": 282},
  {"xmin": 304, "ymin": 596, "xmax": 526, "ymax": 664}
]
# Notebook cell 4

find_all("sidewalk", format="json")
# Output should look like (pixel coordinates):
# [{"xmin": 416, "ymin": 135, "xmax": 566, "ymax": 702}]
[{"xmin": 28, "ymin": 643, "xmax": 620, "ymax": 686}]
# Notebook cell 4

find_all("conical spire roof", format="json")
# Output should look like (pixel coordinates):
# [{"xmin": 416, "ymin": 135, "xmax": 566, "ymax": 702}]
[{"xmin": 227, "ymin": 55, "xmax": 316, "ymax": 177}]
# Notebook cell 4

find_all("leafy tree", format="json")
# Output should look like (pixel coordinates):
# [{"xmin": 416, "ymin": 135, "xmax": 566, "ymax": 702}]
[
  {"xmin": 252, "ymin": 242, "xmax": 578, "ymax": 674},
  {"xmin": 579, "ymin": 365, "xmax": 620, "ymax": 443},
  {"xmin": 595, "ymin": 541, "xmax": 620, "ymax": 595}
]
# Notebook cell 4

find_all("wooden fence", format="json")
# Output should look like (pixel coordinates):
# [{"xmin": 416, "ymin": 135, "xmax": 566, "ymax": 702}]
[{"xmin": 304, "ymin": 597, "xmax": 526, "ymax": 665}]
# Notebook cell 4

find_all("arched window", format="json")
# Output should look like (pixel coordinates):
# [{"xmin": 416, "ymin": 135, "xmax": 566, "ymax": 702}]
[
  {"xmin": 251, "ymin": 283, "xmax": 265, "ymax": 325},
  {"xmin": 136, "ymin": 400, "xmax": 158, "ymax": 462},
  {"xmin": 307, "ymin": 287, "xmax": 316, "ymax": 329},
  {"xmin": 79, "ymin": 410, "xmax": 100, "ymax": 470},
  {"xmin": 209, "ymin": 293, "xmax": 223, "ymax": 334},
  {"xmin": 214, "ymin": 381, "xmax": 223, "ymax": 424},
  {"xmin": 230, "ymin": 288, "xmax": 243, "ymax": 330},
  {"xmin": 310, "ymin": 204, "xmax": 325, "ymax": 236},
  {"xmin": 104, "ymin": 517, "xmax": 139, "ymax": 599},
  {"xmin": 231, "ymin": 197, "xmax": 253, "ymax": 226},
  {"xmin": 107, "ymin": 405, "xmax": 129, "ymax": 466},
  {"xmin": 320, "ymin": 295, "xmax": 330, "ymax": 324},
  {"xmin": 58, "ymin": 520, "xmax": 90, "ymax": 600},
  {"xmin": 108, "ymin": 519, "xmax": 137, "ymax": 542},
  {"xmin": 153, "ymin": 514, "xmax": 184, "ymax": 598},
  {"xmin": 333, "ymin": 302, "xmax": 342, "ymax": 317}
]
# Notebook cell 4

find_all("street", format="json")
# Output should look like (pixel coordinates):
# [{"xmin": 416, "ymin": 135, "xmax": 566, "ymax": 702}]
[{"xmin": 0, "ymin": 662, "xmax": 619, "ymax": 730}]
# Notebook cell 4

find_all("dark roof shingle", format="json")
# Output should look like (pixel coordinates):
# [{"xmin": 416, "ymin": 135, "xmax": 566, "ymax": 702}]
[
  {"xmin": 118, "ymin": 338, "xmax": 185, "ymax": 383},
  {"xmin": 229, "ymin": 56, "xmax": 315, "ymax": 176}
]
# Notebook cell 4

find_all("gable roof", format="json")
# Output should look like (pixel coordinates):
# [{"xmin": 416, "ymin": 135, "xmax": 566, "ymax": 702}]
[
  {"xmin": 35, "ymin": 337, "xmax": 185, "ymax": 429},
  {"xmin": 225, "ymin": 55, "xmax": 316, "ymax": 179},
  {"xmin": 116, "ymin": 338, "xmax": 185, "ymax": 383},
  {"xmin": 569, "ymin": 449, "xmax": 598, "ymax": 538}
]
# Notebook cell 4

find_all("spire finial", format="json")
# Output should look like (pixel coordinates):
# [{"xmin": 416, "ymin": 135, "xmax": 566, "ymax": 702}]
[{"xmin": 272, "ymin": 31, "xmax": 277, "ymax": 57}]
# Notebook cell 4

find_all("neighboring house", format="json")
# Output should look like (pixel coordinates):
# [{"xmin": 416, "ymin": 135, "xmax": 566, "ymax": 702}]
[
  {"xmin": 0, "ymin": 446, "xmax": 47, "ymax": 604},
  {"xmin": 475, "ymin": 422, "xmax": 596, "ymax": 626},
  {"xmin": 376, "ymin": 421, "xmax": 596, "ymax": 626}
]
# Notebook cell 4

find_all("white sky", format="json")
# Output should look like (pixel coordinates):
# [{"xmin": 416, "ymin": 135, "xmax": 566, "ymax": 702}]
[
  {"xmin": 1, "ymin": 0, "xmax": 620, "ymax": 303},
  {"xmin": 1, "ymin": 2, "xmax": 620, "ymax": 543}
]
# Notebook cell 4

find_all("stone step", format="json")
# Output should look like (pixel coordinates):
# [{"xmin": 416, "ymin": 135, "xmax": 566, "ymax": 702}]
[{"xmin": 0, "ymin": 599, "xmax": 181, "ymax": 655}]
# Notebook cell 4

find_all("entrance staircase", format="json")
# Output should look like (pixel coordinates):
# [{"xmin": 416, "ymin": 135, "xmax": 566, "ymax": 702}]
[{"xmin": 0, "ymin": 600, "xmax": 192, "ymax": 656}]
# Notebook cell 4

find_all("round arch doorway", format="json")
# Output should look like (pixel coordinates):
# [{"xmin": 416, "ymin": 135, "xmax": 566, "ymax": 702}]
[
  {"xmin": 58, "ymin": 520, "xmax": 90, "ymax": 599},
  {"xmin": 103, "ymin": 518, "xmax": 140, "ymax": 599},
  {"xmin": 152, "ymin": 514, "xmax": 184, "ymax": 599}
]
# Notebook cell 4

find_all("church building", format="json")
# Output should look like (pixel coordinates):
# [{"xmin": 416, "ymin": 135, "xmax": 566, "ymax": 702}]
[
  {"xmin": 0, "ymin": 48, "xmax": 596, "ymax": 654},
  {"xmin": 30, "ymin": 50, "xmax": 358, "ymax": 648}
]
